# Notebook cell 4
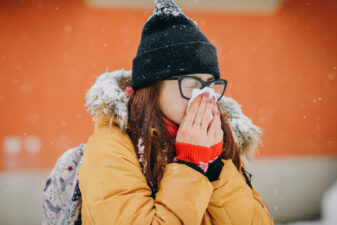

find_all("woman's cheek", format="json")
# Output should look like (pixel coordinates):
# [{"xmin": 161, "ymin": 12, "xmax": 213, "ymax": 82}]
[{"xmin": 172, "ymin": 100, "xmax": 187, "ymax": 123}]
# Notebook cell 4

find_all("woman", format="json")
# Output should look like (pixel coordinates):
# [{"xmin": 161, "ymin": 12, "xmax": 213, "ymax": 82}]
[{"xmin": 79, "ymin": 0, "xmax": 274, "ymax": 224}]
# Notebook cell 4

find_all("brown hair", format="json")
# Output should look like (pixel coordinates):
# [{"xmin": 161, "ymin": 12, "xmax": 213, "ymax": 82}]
[{"xmin": 127, "ymin": 81, "xmax": 241, "ymax": 198}]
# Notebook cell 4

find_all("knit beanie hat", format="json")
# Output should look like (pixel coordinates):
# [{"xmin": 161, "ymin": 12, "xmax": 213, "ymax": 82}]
[{"xmin": 132, "ymin": 0, "xmax": 220, "ymax": 91}]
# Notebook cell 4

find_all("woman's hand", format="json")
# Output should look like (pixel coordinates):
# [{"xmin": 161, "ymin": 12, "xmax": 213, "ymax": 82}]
[{"xmin": 176, "ymin": 92, "xmax": 224, "ymax": 148}]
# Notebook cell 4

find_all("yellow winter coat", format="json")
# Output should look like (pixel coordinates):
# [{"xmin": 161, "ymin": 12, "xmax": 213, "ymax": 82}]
[{"xmin": 79, "ymin": 69, "xmax": 274, "ymax": 225}]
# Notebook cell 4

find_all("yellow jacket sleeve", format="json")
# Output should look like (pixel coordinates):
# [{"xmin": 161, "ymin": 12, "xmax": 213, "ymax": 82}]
[
  {"xmin": 206, "ymin": 158, "xmax": 274, "ymax": 225},
  {"xmin": 79, "ymin": 126, "xmax": 214, "ymax": 225}
]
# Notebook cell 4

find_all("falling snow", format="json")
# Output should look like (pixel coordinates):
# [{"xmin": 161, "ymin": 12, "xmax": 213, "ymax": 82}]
[
  {"xmin": 3, "ymin": 136, "xmax": 22, "ymax": 156},
  {"xmin": 327, "ymin": 73, "xmax": 335, "ymax": 80},
  {"xmin": 138, "ymin": 137, "xmax": 145, "ymax": 156},
  {"xmin": 24, "ymin": 135, "xmax": 41, "ymax": 154},
  {"xmin": 64, "ymin": 25, "xmax": 72, "ymax": 33},
  {"xmin": 138, "ymin": 137, "xmax": 147, "ymax": 174}
]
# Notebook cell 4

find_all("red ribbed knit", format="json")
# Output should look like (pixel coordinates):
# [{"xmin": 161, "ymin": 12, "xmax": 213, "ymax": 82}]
[
  {"xmin": 174, "ymin": 141, "xmax": 223, "ymax": 173},
  {"xmin": 161, "ymin": 114, "xmax": 223, "ymax": 173},
  {"xmin": 174, "ymin": 141, "xmax": 223, "ymax": 163},
  {"xmin": 161, "ymin": 115, "xmax": 179, "ymax": 140}
]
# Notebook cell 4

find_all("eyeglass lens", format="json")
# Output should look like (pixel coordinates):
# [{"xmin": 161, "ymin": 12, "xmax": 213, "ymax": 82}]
[{"xmin": 180, "ymin": 77, "xmax": 225, "ymax": 99}]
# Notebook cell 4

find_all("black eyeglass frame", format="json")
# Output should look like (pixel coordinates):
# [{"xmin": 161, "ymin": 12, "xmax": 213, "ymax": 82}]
[{"xmin": 165, "ymin": 75, "xmax": 228, "ymax": 101}]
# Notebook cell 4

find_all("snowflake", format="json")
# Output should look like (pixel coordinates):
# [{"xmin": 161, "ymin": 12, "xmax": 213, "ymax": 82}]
[{"xmin": 138, "ymin": 137, "xmax": 147, "ymax": 174}]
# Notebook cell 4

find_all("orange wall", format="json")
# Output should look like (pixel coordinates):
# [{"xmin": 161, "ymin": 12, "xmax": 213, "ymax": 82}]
[{"xmin": 0, "ymin": 0, "xmax": 336, "ymax": 171}]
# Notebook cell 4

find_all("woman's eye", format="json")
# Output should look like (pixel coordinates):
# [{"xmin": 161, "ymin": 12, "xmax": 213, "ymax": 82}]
[
  {"xmin": 182, "ymin": 78, "xmax": 202, "ymax": 89},
  {"xmin": 185, "ymin": 80, "xmax": 195, "ymax": 84},
  {"xmin": 185, "ymin": 81, "xmax": 198, "ymax": 86}
]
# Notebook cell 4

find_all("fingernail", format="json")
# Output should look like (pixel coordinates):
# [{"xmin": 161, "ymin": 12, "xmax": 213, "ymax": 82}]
[
  {"xmin": 209, "ymin": 98, "xmax": 213, "ymax": 103},
  {"xmin": 217, "ymin": 111, "xmax": 220, "ymax": 115},
  {"xmin": 204, "ymin": 92, "xmax": 209, "ymax": 97}
]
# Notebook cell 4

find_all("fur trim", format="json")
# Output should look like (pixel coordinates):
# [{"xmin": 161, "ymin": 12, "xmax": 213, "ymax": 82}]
[
  {"xmin": 217, "ymin": 97, "xmax": 263, "ymax": 160},
  {"xmin": 85, "ymin": 68, "xmax": 263, "ymax": 159},
  {"xmin": 84, "ymin": 68, "xmax": 132, "ymax": 133}
]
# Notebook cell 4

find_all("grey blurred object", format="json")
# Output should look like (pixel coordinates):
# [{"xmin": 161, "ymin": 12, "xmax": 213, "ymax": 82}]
[
  {"xmin": 85, "ymin": 0, "xmax": 285, "ymax": 13},
  {"xmin": 275, "ymin": 180, "xmax": 337, "ymax": 225},
  {"xmin": 244, "ymin": 157, "xmax": 337, "ymax": 223}
]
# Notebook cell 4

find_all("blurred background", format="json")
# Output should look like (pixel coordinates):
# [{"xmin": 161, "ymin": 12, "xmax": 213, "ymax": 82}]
[{"xmin": 0, "ymin": 0, "xmax": 336, "ymax": 224}]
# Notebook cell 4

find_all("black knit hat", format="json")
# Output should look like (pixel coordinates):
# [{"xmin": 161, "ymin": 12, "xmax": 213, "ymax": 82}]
[{"xmin": 132, "ymin": 0, "xmax": 220, "ymax": 91}]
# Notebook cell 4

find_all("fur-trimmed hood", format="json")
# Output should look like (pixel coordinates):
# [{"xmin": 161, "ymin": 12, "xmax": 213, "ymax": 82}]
[{"xmin": 84, "ymin": 68, "xmax": 263, "ymax": 160}]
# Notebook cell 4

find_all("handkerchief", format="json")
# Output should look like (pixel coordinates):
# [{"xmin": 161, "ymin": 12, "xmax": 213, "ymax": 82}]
[{"xmin": 186, "ymin": 87, "xmax": 216, "ymax": 121}]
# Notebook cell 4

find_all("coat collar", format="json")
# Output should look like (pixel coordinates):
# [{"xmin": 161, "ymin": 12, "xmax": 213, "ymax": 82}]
[{"xmin": 85, "ymin": 68, "xmax": 263, "ymax": 160}]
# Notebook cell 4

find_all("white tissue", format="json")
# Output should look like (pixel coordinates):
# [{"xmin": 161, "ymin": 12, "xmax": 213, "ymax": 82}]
[{"xmin": 186, "ymin": 87, "xmax": 216, "ymax": 121}]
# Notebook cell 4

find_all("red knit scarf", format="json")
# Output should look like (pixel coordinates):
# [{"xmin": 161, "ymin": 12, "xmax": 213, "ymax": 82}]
[{"xmin": 161, "ymin": 115, "xmax": 179, "ymax": 140}]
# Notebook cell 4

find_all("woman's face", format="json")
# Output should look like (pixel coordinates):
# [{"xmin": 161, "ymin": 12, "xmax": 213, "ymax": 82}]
[{"xmin": 158, "ymin": 73, "xmax": 215, "ymax": 125}]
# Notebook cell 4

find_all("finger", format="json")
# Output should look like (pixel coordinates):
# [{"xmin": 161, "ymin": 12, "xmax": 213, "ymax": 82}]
[
  {"xmin": 207, "ymin": 103, "xmax": 218, "ymax": 137},
  {"xmin": 214, "ymin": 107, "xmax": 223, "ymax": 142},
  {"xmin": 184, "ymin": 94, "xmax": 202, "ymax": 127},
  {"xmin": 201, "ymin": 96, "xmax": 215, "ymax": 131},
  {"xmin": 207, "ymin": 100, "xmax": 218, "ymax": 129},
  {"xmin": 193, "ymin": 92, "xmax": 209, "ymax": 127}
]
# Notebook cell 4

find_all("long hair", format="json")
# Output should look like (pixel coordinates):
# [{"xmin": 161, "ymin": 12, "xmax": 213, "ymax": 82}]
[{"xmin": 127, "ymin": 81, "xmax": 241, "ymax": 198}]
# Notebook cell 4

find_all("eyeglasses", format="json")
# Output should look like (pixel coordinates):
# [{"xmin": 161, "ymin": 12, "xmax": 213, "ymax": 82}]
[{"xmin": 165, "ymin": 75, "xmax": 228, "ymax": 101}]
